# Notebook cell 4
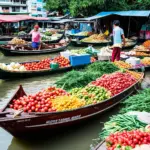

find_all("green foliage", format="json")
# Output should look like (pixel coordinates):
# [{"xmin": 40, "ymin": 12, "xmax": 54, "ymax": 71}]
[{"xmin": 45, "ymin": 0, "xmax": 150, "ymax": 17}]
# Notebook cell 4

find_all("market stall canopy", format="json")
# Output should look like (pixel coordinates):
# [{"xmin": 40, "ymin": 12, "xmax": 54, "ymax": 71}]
[
  {"xmin": 78, "ymin": 11, "xmax": 150, "ymax": 21},
  {"xmin": 50, "ymin": 19, "xmax": 72, "ymax": 24},
  {"xmin": 0, "ymin": 15, "xmax": 49, "ymax": 23}
]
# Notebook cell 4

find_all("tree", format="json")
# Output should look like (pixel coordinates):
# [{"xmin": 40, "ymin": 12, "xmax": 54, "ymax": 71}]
[{"xmin": 45, "ymin": 0, "xmax": 150, "ymax": 17}]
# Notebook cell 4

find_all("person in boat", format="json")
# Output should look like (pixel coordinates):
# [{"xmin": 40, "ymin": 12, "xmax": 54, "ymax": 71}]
[
  {"xmin": 112, "ymin": 20, "xmax": 125, "ymax": 62},
  {"xmin": 29, "ymin": 25, "xmax": 41, "ymax": 50}
]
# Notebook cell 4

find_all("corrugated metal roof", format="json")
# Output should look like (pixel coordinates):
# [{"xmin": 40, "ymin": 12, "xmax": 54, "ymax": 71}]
[{"xmin": 84, "ymin": 11, "xmax": 150, "ymax": 21}]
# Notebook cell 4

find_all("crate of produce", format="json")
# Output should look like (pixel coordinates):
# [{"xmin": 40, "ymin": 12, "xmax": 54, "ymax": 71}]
[{"xmin": 69, "ymin": 54, "xmax": 90, "ymax": 66}]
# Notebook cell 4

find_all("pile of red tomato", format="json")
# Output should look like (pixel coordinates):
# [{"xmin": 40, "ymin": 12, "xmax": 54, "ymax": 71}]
[
  {"xmin": 23, "ymin": 56, "xmax": 70, "ymax": 71},
  {"xmin": 53, "ymin": 56, "xmax": 70, "ymax": 67},
  {"xmin": 91, "ymin": 72, "xmax": 136, "ymax": 96},
  {"xmin": 106, "ymin": 130, "xmax": 150, "ymax": 150},
  {"xmin": 23, "ymin": 58, "xmax": 51, "ymax": 70},
  {"xmin": 9, "ymin": 87, "xmax": 68, "ymax": 113},
  {"xmin": 91, "ymin": 57, "xmax": 96, "ymax": 63}
]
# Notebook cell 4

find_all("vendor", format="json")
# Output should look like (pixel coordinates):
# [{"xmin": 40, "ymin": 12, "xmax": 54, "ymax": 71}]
[
  {"xmin": 112, "ymin": 20, "xmax": 125, "ymax": 62},
  {"xmin": 29, "ymin": 25, "xmax": 41, "ymax": 50}
]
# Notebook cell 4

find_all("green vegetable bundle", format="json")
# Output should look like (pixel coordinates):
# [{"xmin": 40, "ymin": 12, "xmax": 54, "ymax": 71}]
[
  {"xmin": 100, "ymin": 114, "xmax": 147, "ymax": 140},
  {"xmin": 55, "ymin": 70, "xmax": 102, "ymax": 91},
  {"xmin": 55, "ymin": 62, "xmax": 119, "ymax": 91},
  {"xmin": 120, "ymin": 88, "xmax": 150, "ymax": 114},
  {"xmin": 85, "ymin": 61, "xmax": 119, "ymax": 74},
  {"xmin": 70, "ymin": 85, "xmax": 111, "ymax": 105}
]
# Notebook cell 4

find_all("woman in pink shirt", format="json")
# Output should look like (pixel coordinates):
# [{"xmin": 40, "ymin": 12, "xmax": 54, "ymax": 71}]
[{"xmin": 29, "ymin": 25, "xmax": 41, "ymax": 50}]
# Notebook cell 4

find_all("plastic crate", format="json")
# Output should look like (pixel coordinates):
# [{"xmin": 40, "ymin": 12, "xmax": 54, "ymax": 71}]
[{"xmin": 69, "ymin": 54, "xmax": 90, "ymax": 67}]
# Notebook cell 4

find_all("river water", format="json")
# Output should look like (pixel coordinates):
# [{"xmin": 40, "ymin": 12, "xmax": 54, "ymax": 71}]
[{"xmin": 0, "ymin": 50, "xmax": 143, "ymax": 150}]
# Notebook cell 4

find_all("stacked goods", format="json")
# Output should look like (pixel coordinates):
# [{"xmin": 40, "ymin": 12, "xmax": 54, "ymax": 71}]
[
  {"xmin": 70, "ymin": 49, "xmax": 87, "ymax": 55},
  {"xmin": 141, "ymin": 57, "xmax": 150, "ymax": 66},
  {"xmin": 9, "ymin": 87, "xmax": 69, "ymax": 113},
  {"xmin": 23, "ymin": 58, "xmax": 51, "ymax": 70},
  {"xmin": 85, "ymin": 62, "xmax": 119, "ymax": 74},
  {"xmin": 9, "ymin": 37, "xmax": 27, "ymax": 45},
  {"xmin": 56, "ymin": 70, "xmax": 101, "ymax": 91},
  {"xmin": 18, "ymin": 31, "xmax": 27, "ymax": 36},
  {"xmin": 120, "ymin": 88, "xmax": 150, "ymax": 114},
  {"xmin": 100, "ymin": 114, "xmax": 147, "ymax": 140},
  {"xmin": 44, "ymin": 31, "xmax": 52, "ymax": 36},
  {"xmin": 106, "ymin": 130, "xmax": 150, "ymax": 150},
  {"xmin": 91, "ymin": 72, "xmax": 137, "ymax": 96},
  {"xmin": 74, "ymin": 31, "xmax": 93, "ymax": 36},
  {"xmin": 0, "ymin": 62, "xmax": 26, "ymax": 71},
  {"xmin": 114, "ymin": 61, "xmax": 132, "ymax": 69},
  {"xmin": 70, "ymin": 85, "xmax": 111, "ymax": 105},
  {"xmin": 125, "ymin": 70, "xmax": 143, "ymax": 80},
  {"xmin": 51, "ymin": 95, "xmax": 85, "ymax": 111},
  {"xmin": 81, "ymin": 34, "xmax": 109, "ymax": 43},
  {"xmin": 23, "ymin": 56, "xmax": 70, "ymax": 71},
  {"xmin": 127, "ymin": 51, "xmax": 150, "ymax": 57},
  {"xmin": 133, "ymin": 45, "xmax": 149, "ymax": 52},
  {"xmin": 56, "ymin": 62, "xmax": 119, "ymax": 91},
  {"xmin": 53, "ymin": 56, "xmax": 70, "ymax": 67},
  {"xmin": 143, "ymin": 40, "xmax": 150, "ymax": 48}
]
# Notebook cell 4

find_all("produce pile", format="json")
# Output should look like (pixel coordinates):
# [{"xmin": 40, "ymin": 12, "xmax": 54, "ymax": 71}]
[
  {"xmin": 0, "ymin": 62, "xmax": 26, "ymax": 71},
  {"xmin": 127, "ymin": 51, "xmax": 150, "ymax": 57},
  {"xmin": 125, "ymin": 70, "xmax": 143, "ymax": 80},
  {"xmin": 70, "ymin": 48, "xmax": 99, "ymax": 57},
  {"xmin": 44, "ymin": 31, "xmax": 52, "ymax": 36},
  {"xmin": 9, "ymin": 37, "xmax": 27, "ymax": 45},
  {"xmin": 143, "ymin": 40, "xmax": 150, "ymax": 49},
  {"xmin": 141, "ymin": 57, "xmax": 150, "ymax": 66},
  {"xmin": 106, "ymin": 130, "xmax": 150, "ymax": 150},
  {"xmin": 41, "ymin": 33, "xmax": 62, "ymax": 41},
  {"xmin": 100, "ymin": 114, "xmax": 147, "ymax": 140},
  {"xmin": 18, "ymin": 31, "xmax": 27, "ymax": 36},
  {"xmin": 124, "ymin": 38, "xmax": 136, "ymax": 47},
  {"xmin": 74, "ymin": 31, "xmax": 93, "ymax": 36},
  {"xmin": 23, "ymin": 56, "xmax": 70, "ymax": 71},
  {"xmin": 114, "ymin": 61, "xmax": 132, "ymax": 69},
  {"xmin": 91, "ymin": 72, "xmax": 137, "ymax": 96},
  {"xmin": 52, "ymin": 95, "xmax": 85, "ymax": 111},
  {"xmin": 120, "ymin": 88, "xmax": 150, "ymax": 114},
  {"xmin": 81, "ymin": 34, "xmax": 109, "ymax": 43},
  {"xmin": 133, "ymin": 45, "xmax": 149, "ymax": 52},
  {"xmin": 70, "ymin": 85, "xmax": 111, "ymax": 105},
  {"xmin": 53, "ymin": 56, "xmax": 70, "ymax": 67},
  {"xmin": 9, "ymin": 87, "xmax": 69, "ymax": 112},
  {"xmin": 56, "ymin": 62, "xmax": 119, "ymax": 91}
]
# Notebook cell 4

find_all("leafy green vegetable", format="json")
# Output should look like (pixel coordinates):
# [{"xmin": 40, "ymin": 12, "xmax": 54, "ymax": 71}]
[
  {"xmin": 55, "ymin": 70, "xmax": 102, "ymax": 91},
  {"xmin": 99, "ymin": 114, "xmax": 147, "ymax": 140},
  {"xmin": 120, "ymin": 88, "xmax": 150, "ymax": 114},
  {"xmin": 85, "ymin": 61, "xmax": 119, "ymax": 74}
]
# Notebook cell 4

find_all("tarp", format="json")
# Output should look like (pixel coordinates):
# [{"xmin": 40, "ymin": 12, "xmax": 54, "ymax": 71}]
[
  {"xmin": 79, "ymin": 11, "xmax": 150, "ymax": 21},
  {"xmin": 0, "ymin": 15, "xmax": 49, "ymax": 23}
]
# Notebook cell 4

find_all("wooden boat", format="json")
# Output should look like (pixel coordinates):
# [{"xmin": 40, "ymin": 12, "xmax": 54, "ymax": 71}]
[
  {"xmin": 71, "ymin": 39, "xmax": 112, "ymax": 47},
  {"xmin": 0, "ymin": 74, "xmax": 143, "ymax": 138},
  {"xmin": 0, "ymin": 65, "xmax": 72, "ymax": 80},
  {"xmin": 0, "ymin": 34, "xmax": 64, "ymax": 45},
  {"xmin": 0, "ymin": 42, "xmax": 70, "ymax": 56}
]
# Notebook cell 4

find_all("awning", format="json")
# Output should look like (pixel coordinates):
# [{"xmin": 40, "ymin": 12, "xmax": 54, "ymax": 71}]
[
  {"xmin": 0, "ymin": 15, "xmax": 49, "ymax": 23},
  {"xmin": 76, "ymin": 11, "xmax": 150, "ymax": 21}
]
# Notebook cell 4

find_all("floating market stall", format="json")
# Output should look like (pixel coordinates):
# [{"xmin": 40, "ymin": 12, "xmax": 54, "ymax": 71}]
[
  {"xmin": 0, "ymin": 38, "xmax": 69, "ymax": 56},
  {"xmin": 94, "ymin": 88, "xmax": 150, "ymax": 150},
  {"xmin": 0, "ymin": 62, "xmax": 143, "ymax": 137}
]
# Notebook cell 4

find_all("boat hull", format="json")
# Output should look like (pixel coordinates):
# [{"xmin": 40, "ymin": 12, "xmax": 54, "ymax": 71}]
[
  {"xmin": 0, "ymin": 44, "xmax": 69, "ymax": 56},
  {"xmin": 0, "ymin": 67, "xmax": 72, "ymax": 80},
  {"xmin": 0, "ymin": 77, "xmax": 142, "ymax": 138}
]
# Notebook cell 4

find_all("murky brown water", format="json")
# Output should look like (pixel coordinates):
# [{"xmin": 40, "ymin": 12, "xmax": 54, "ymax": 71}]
[{"xmin": 0, "ymin": 50, "xmax": 142, "ymax": 150}]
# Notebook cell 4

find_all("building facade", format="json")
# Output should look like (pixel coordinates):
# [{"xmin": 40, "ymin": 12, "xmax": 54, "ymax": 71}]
[
  {"xmin": 0, "ymin": 0, "xmax": 47, "ymax": 16},
  {"xmin": 0, "ymin": 0, "xmax": 28, "ymax": 14},
  {"xmin": 27, "ymin": 0, "xmax": 47, "ymax": 17}
]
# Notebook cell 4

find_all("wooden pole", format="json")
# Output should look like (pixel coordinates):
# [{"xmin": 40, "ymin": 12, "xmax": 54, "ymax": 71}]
[{"xmin": 127, "ymin": 17, "xmax": 131, "ymax": 38}]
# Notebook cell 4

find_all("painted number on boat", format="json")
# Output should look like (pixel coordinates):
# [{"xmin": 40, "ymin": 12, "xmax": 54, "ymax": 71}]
[{"xmin": 46, "ymin": 115, "xmax": 81, "ymax": 125}]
